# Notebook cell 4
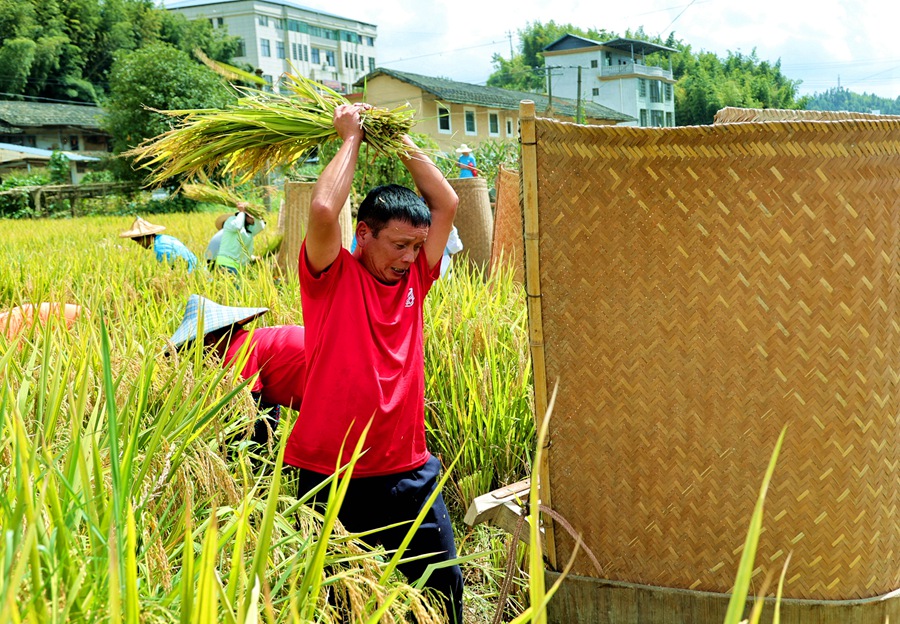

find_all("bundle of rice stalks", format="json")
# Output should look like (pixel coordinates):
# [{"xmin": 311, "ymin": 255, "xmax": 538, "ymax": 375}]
[
  {"xmin": 181, "ymin": 179, "xmax": 266, "ymax": 219},
  {"xmin": 127, "ymin": 73, "xmax": 416, "ymax": 186}
]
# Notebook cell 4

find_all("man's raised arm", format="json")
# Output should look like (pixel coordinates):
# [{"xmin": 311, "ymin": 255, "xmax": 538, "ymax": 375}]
[
  {"xmin": 305, "ymin": 104, "xmax": 366, "ymax": 275},
  {"xmin": 400, "ymin": 136, "xmax": 458, "ymax": 271}
]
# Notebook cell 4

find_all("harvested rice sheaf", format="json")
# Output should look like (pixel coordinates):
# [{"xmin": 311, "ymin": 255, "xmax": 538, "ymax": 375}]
[
  {"xmin": 128, "ymin": 73, "xmax": 416, "ymax": 186},
  {"xmin": 181, "ymin": 180, "xmax": 266, "ymax": 219}
]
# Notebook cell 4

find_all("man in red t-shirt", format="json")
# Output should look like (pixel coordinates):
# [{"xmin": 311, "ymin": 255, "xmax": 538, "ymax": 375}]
[{"xmin": 286, "ymin": 103, "xmax": 462, "ymax": 622}]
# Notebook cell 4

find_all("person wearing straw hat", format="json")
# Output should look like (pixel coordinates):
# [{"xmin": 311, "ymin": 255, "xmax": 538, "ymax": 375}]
[
  {"xmin": 204, "ymin": 213, "xmax": 232, "ymax": 270},
  {"xmin": 454, "ymin": 143, "xmax": 477, "ymax": 178},
  {"xmin": 214, "ymin": 203, "xmax": 266, "ymax": 275},
  {"xmin": 120, "ymin": 216, "xmax": 198, "ymax": 273},
  {"xmin": 170, "ymin": 294, "xmax": 306, "ymax": 448},
  {"xmin": 291, "ymin": 103, "xmax": 463, "ymax": 623}
]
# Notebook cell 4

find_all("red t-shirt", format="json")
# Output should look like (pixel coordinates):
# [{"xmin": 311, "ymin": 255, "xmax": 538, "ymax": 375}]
[
  {"xmin": 224, "ymin": 325, "xmax": 306, "ymax": 410},
  {"xmin": 285, "ymin": 243, "xmax": 439, "ymax": 477}
]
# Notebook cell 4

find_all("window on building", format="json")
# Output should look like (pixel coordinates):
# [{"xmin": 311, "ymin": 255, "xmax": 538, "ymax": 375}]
[
  {"xmin": 304, "ymin": 45, "xmax": 309, "ymax": 62},
  {"xmin": 258, "ymin": 15, "xmax": 268, "ymax": 27},
  {"xmin": 665, "ymin": 112, "xmax": 674, "ymax": 127},
  {"xmin": 639, "ymin": 109, "xmax": 648, "ymax": 127},
  {"xmin": 344, "ymin": 52, "xmax": 349, "ymax": 68},
  {"xmin": 665, "ymin": 83, "xmax": 673, "ymax": 101},
  {"xmin": 590, "ymin": 59, "xmax": 598, "ymax": 68},
  {"xmin": 506, "ymin": 118, "xmax": 513, "ymax": 135},
  {"xmin": 325, "ymin": 50, "xmax": 335, "ymax": 66},
  {"xmin": 365, "ymin": 36, "xmax": 374, "ymax": 46},
  {"xmin": 438, "ymin": 105, "xmax": 451, "ymax": 133},
  {"xmin": 260, "ymin": 39, "xmax": 271, "ymax": 57},
  {"xmin": 235, "ymin": 38, "xmax": 245, "ymax": 57},
  {"xmin": 69, "ymin": 136, "xmax": 80, "ymax": 151},
  {"xmin": 358, "ymin": 55, "xmax": 363, "ymax": 70},
  {"xmin": 650, "ymin": 81, "xmax": 662, "ymax": 103},
  {"xmin": 292, "ymin": 43, "xmax": 298, "ymax": 60},
  {"xmin": 274, "ymin": 19, "xmax": 284, "ymax": 29},
  {"xmin": 489, "ymin": 112, "xmax": 500, "ymax": 136},
  {"xmin": 368, "ymin": 57, "xmax": 375, "ymax": 72},
  {"xmin": 311, "ymin": 47, "xmax": 320, "ymax": 64},
  {"xmin": 592, "ymin": 87, "xmax": 599, "ymax": 96},
  {"xmin": 651, "ymin": 110, "xmax": 664, "ymax": 127},
  {"xmin": 464, "ymin": 110, "xmax": 476, "ymax": 134},
  {"xmin": 217, "ymin": 17, "xmax": 223, "ymax": 27},
  {"xmin": 638, "ymin": 79, "xmax": 647, "ymax": 98},
  {"xmin": 276, "ymin": 41, "xmax": 285, "ymax": 59},
  {"xmin": 262, "ymin": 75, "xmax": 273, "ymax": 91}
]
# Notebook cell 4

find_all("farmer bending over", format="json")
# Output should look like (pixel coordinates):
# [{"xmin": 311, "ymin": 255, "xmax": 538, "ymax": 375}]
[
  {"xmin": 120, "ymin": 216, "xmax": 197, "ymax": 273},
  {"xmin": 169, "ymin": 294, "xmax": 306, "ymax": 448},
  {"xmin": 286, "ymin": 103, "xmax": 463, "ymax": 622}
]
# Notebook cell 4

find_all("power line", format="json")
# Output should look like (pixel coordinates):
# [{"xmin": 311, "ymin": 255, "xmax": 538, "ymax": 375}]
[{"xmin": 0, "ymin": 91, "xmax": 100, "ymax": 106}]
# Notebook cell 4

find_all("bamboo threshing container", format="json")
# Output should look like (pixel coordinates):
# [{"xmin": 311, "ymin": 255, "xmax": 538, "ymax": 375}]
[
  {"xmin": 519, "ymin": 101, "xmax": 900, "ymax": 622},
  {"xmin": 489, "ymin": 165, "xmax": 524, "ymax": 283},
  {"xmin": 276, "ymin": 181, "xmax": 352, "ymax": 277},
  {"xmin": 448, "ymin": 177, "xmax": 494, "ymax": 272}
]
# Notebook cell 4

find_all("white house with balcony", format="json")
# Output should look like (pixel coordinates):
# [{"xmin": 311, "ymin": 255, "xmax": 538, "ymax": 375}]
[
  {"xmin": 543, "ymin": 35, "xmax": 678, "ymax": 127},
  {"xmin": 165, "ymin": 0, "xmax": 377, "ymax": 94}
]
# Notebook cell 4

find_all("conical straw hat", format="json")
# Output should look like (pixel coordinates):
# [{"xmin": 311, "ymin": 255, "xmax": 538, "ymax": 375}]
[
  {"xmin": 169, "ymin": 294, "xmax": 268, "ymax": 348},
  {"xmin": 119, "ymin": 216, "xmax": 166, "ymax": 238}
]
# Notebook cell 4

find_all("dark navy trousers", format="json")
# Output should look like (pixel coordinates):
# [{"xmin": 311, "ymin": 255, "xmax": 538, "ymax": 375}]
[{"xmin": 297, "ymin": 455, "xmax": 464, "ymax": 623}]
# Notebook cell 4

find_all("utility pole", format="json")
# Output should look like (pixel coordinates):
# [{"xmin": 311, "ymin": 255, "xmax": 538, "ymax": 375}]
[
  {"xmin": 546, "ymin": 65, "xmax": 553, "ymax": 112},
  {"xmin": 576, "ymin": 65, "xmax": 583, "ymax": 124},
  {"xmin": 507, "ymin": 30, "xmax": 515, "ymax": 59}
]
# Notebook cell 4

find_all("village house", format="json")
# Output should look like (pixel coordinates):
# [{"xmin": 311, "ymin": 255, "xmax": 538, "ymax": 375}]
[
  {"xmin": 0, "ymin": 101, "xmax": 110, "ymax": 183},
  {"xmin": 353, "ymin": 68, "xmax": 634, "ymax": 154},
  {"xmin": 543, "ymin": 34, "xmax": 679, "ymax": 127},
  {"xmin": 166, "ymin": 0, "xmax": 376, "ymax": 95}
]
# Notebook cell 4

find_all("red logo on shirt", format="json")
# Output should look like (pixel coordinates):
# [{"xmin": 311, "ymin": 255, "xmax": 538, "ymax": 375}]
[{"xmin": 405, "ymin": 287, "xmax": 415, "ymax": 308}]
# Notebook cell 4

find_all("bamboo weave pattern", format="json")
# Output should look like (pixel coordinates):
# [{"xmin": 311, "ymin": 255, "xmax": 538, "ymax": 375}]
[
  {"xmin": 490, "ymin": 165, "xmax": 524, "ymax": 283},
  {"xmin": 531, "ymin": 116, "xmax": 900, "ymax": 599},
  {"xmin": 276, "ymin": 181, "xmax": 352, "ymax": 277},
  {"xmin": 714, "ymin": 106, "xmax": 900, "ymax": 123}
]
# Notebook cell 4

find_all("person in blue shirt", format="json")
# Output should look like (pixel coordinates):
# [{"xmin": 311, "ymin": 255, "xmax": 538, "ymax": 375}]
[
  {"xmin": 455, "ymin": 144, "xmax": 477, "ymax": 178},
  {"xmin": 120, "ymin": 216, "xmax": 198, "ymax": 272}
]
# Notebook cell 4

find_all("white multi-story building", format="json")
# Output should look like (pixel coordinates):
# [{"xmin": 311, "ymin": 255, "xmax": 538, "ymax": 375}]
[
  {"xmin": 543, "ymin": 35, "xmax": 678, "ymax": 127},
  {"xmin": 165, "ymin": 0, "xmax": 377, "ymax": 94}
]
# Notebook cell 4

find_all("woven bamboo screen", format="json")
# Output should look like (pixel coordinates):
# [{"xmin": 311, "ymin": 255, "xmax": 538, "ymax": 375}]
[
  {"xmin": 489, "ymin": 165, "xmax": 524, "ymax": 283},
  {"xmin": 526, "ymin": 113, "xmax": 900, "ymax": 599},
  {"xmin": 448, "ymin": 177, "xmax": 493, "ymax": 272},
  {"xmin": 276, "ymin": 181, "xmax": 352, "ymax": 277},
  {"xmin": 714, "ymin": 106, "xmax": 900, "ymax": 123}
]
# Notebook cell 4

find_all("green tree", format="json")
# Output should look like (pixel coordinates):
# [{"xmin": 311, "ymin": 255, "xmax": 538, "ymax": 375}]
[{"xmin": 104, "ymin": 42, "xmax": 234, "ymax": 181}]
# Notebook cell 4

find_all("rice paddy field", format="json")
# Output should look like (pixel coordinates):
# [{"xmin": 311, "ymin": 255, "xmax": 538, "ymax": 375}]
[{"xmin": 0, "ymin": 206, "xmax": 538, "ymax": 623}]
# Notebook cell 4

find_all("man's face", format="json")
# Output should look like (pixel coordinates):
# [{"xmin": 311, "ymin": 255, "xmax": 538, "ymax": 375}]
[{"xmin": 357, "ymin": 219, "xmax": 429, "ymax": 284}]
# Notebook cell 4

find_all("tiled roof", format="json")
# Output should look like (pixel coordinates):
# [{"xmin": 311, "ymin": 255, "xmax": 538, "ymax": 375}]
[
  {"xmin": 357, "ymin": 68, "xmax": 635, "ymax": 123},
  {"xmin": 0, "ymin": 101, "xmax": 106, "ymax": 130}
]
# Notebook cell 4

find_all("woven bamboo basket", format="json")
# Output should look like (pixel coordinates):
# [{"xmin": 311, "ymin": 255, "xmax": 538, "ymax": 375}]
[
  {"xmin": 448, "ymin": 177, "xmax": 493, "ymax": 272},
  {"xmin": 714, "ymin": 106, "xmax": 900, "ymax": 123},
  {"xmin": 489, "ymin": 165, "xmax": 524, "ymax": 283},
  {"xmin": 519, "ymin": 103, "xmax": 900, "ymax": 609},
  {"xmin": 276, "ymin": 181, "xmax": 352, "ymax": 277}
]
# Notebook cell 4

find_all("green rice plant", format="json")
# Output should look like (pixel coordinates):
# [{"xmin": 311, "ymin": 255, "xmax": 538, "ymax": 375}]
[
  {"xmin": 181, "ymin": 178, "xmax": 267, "ymax": 219},
  {"xmin": 722, "ymin": 426, "xmax": 787, "ymax": 624},
  {"xmin": 423, "ymin": 259, "xmax": 535, "ymax": 516},
  {"xmin": 127, "ymin": 73, "xmax": 416, "ymax": 186}
]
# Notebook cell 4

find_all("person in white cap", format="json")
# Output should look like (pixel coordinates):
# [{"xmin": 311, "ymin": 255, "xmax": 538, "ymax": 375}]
[
  {"xmin": 119, "ymin": 216, "xmax": 198, "ymax": 273},
  {"xmin": 454, "ymin": 143, "xmax": 477, "ymax": 178},
  {"xmin": 170, "ymin": 294, "xmax": 306, "ymax": 448}
]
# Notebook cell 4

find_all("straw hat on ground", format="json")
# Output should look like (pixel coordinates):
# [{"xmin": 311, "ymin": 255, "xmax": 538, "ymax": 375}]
[
  {"xmin": 169, "ymin": 294, "xmax": 268, "ymax": 348},
  {"xmin": 119, "ymin": 216, "xmax": 165, "ymax": 238},
  {"xmin": 455, "ymin": 144, "xmax": 473, "ymax": 154}
]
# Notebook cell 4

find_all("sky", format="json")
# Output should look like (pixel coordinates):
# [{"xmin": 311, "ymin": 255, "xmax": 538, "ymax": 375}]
[{"xmin": 287, "ymin": 0, "xmax": 900, "ymax": 100}]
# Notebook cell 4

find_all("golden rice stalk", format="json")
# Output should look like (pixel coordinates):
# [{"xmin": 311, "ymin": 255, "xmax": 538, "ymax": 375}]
[
  {"xmin": 194, "ymin": 48, "xmax": 268, "ymax": 87},
  {"xmin": 181, "ymin": 180, "xmax": 266, "ymax": 219},
  {"xmin": 127, "ymin": 73, "xmax": 416, "ymax": 186}
]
